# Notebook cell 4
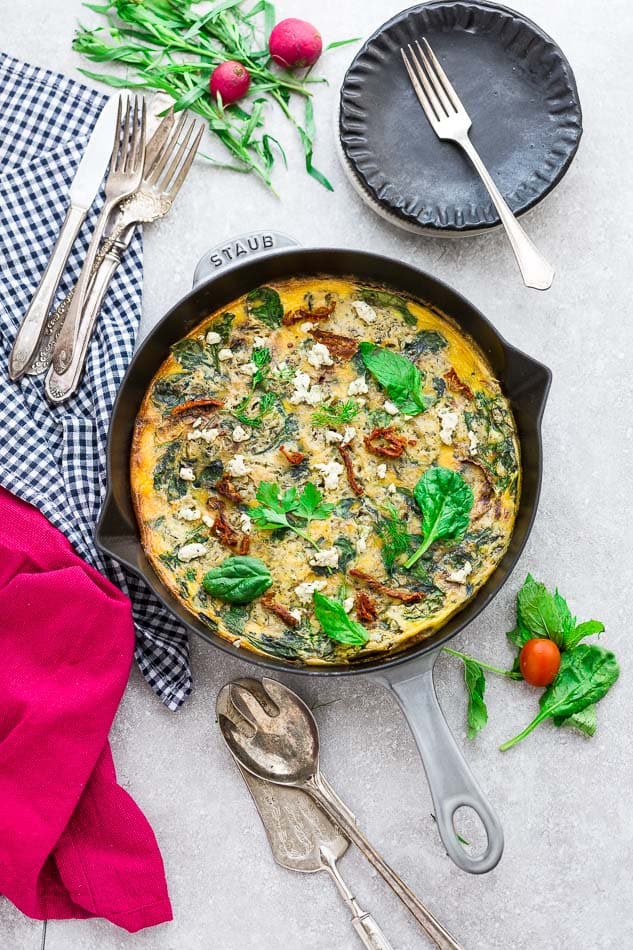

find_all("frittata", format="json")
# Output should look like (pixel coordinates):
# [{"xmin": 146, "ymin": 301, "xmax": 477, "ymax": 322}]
[{"xmin": 131, "ymin": 277, "xmax": 520, "ymax": 663}]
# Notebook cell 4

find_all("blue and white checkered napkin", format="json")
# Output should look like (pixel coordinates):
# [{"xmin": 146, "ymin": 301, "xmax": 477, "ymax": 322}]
[{"xmin": 0, "ymin": 51, "xmax": 192, "ymax": 710}]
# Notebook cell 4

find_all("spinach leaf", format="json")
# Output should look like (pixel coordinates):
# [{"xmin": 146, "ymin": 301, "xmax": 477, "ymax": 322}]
[
  {"xmin": 197, "ymin": 459, "xmax": 224, "ymax": 487},
  {"xmin": 151, "ymin": 373, "xmax": 190, "ymax": 409},
  {"xmin": 359, "ymin": 343, "xmax": 426, "ymax": 415},
  {"xmin": 461, "ymin": 657, "xmax": 488, "ymax": 739},
  {"xmin": 499, "ymin": 645, "xmax": 619, "ymax": 751},
  {"xmin": 403, "ymin": 330, "xmax": 448, "ymax": 358},
  {"xmin": 404, "ymin": 467, "xmax": 474, "ymax": 568},
  {"xmin": 556, "ymin": 704, "xmax": 597, "ymax": 737},
  {"xmin": 171, "ymin": 338, "xmax": 217, "ymax": 374},
  {"xmin": 208, "ymin": 310, "xmax": 235, "ymax": 343},
  {"xmin": 203, "ymin": 556, "xmax": 272, "ymax": 604},
  {"xmin": 312, "ymin": 591, "xmax": 368, "ymax": 646},
  {"xmin": 464, "ymin": 391, "xmax": 519, "ymax": 494},
  {"xmin": 517, "ymin": 574, "xmax": 563, "ymax": 647},
  {"xmin": 356, "ymin": 287, "xmax": 417, "ymax": 326},
  {"xmin": 333, "ymin": 536, "xmax": 356, "ymax": 571},
  {"xmin": 246, "ymin": 287, "xmax": 283, "ymax": 328},
  {"xmin": 153, "ymin": 441, "xmax": 187, "ymax": 501}
]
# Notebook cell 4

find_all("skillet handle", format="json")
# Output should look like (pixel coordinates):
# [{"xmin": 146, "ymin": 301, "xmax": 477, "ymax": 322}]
[
  {"xmin": 372, "ymin": 652, "xmax": 504, "ymax": 874},
  {"xmin": 192, "ymin": 231, "xmax": 299, "ymax": 287}
]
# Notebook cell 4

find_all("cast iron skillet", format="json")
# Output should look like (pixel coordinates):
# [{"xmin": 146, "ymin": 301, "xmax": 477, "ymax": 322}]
[{"xmin": 96, "ymin": 231, "xmax": 551, "ymax": 874}]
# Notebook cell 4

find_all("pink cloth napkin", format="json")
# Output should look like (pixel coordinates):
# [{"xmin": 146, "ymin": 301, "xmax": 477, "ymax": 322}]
[{"xmin": 0, "ymin": 487, "xmax": 172, "ymax": 931}]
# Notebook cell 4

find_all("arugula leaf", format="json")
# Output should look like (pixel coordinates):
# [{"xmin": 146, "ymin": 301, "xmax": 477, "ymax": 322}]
[
  {"xmin": 359, "ymin": 343, "xmax": 426, "ymax": 415},
  {"xmin": 404, "ymin": 468, "xmax": 474, "ymax": 568},
  {"xmin": 500, "ymin": 645, "xmax": 620, "ymax": 751},
  {"xmin": 516, "ymin": 574, "xmax": 563, "ymax": 646},
  {"xmin": 203, "ymin": 556, "xmax": 272, "ymax": 604},
  {"xmin": 250, "ymin": 481, "xmax": 333, "ymax": 548},
  {"xmin": 246, "ymin": 287, "xmax": 283, "ymax": 327},
  {"xmin": 564, "ymin": 620, "xmax": 605, "ymax": 650},
  {"xmin": 311, "ymin": 400, "xmax": 361, "ymax": 427},
  {"xmin": 356, "ymin": 288, "xmax": 417, "ymax": 326},
  {"xmin": 312, "ymin": 591, "xmax": 368, "ymax": 645},
  {"xmin": 461, "ymin": 657, "xmax": 488, "ymax": 739}
]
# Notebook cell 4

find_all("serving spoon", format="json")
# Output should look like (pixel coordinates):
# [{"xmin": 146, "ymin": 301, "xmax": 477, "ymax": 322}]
[{"xmin": 219, "ymin": 677, "xmax": 463, "ymax": 950}]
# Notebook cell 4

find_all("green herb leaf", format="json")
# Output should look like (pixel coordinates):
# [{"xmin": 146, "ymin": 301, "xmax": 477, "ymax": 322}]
[
  {"xmin": 312, "ymin": 591, "xmax": 368, "ymax": 645},
  {"xmin": 516, "ymin": 574, "xmax": 563, "ymax": 646},
  {"xmin": 152, "ymin": 441, "xmax": 188, "ymax": 501},
  {"xmin": 246, "ymin": 287, "xmax": 283, "ymax": 328},
  {"xmin": 250, "ymin": 480, "xmax": 333, "ymax": 548},
  {"xmin": 203, "ymin": 556, "xmax": 272, "ymax": 604},
  {"xmin": 564, "ymin": 620, "xmax": 605, "ymax": 650},
  {"xmin": 556, "ymin": 704, "xmax": 597, "ymax": 737},
  {"xmin": 499, "ymin": 644, "xmax": 620, "ymax": 751},
  {"xmin": 359, "ymin": 343, "xmax": 426, "ymax": 415},
  {"xmin": 403, "ymin": 330, "xmax": 448, "ymax": 358},
  {"xmin": 375, "ymin": 502, "xmax": 412, "ymax": 569},
  {"xmin": 294, "ymin": 481, "xmax": 335, "ymax": 525},
  {"xmin": 461, "ymin": 657, "xmax": 488, "ymax": 739},
  {"xmin": 311, "ymin": 400, "xmax": 361, "ymax": 427},
  {"xmin": 404, "ymin": 467, "xmax": 474, "ymax": 568},
  {"xmin": 171, "ymin": 338, "xmax": 217, "ymax": 374},
  {"xmin": 356, "ymin": 288, "xmax": 417, "ymax": 326}
]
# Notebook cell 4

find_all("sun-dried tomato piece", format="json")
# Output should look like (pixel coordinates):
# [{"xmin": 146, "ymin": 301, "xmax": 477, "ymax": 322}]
[
  {"xmin": 213, "ymin": 475, "xmax": 244, "ymax": 504},
  {"xmin": 261, "ymin": 595, "xmax": 300, "ymax": 628},
  {"xmin": 363, "ymin": 426, "xmax": 408, "ymax": 459},
  {"xmin": 279, "ymin": 444, "xmax": 307, "ymax": 465},
  {"xmin": 308, "ymin": 327, "xmax": 358, "ymax": 359},
  {"xmin": 349, "ymin": 569, "xmax": 425, "ymax": 604},
  {"xmin": 208, "ymin": 501, "xmax": 250, "ymax": 554},
  {"xmin": 355, "ymin": 591, "xmax": 378, "ymax": 623},
  {"xmin": 170, "ymin": 397, "xmax": 224, "ymax": 416},
  {"xmin": 282, "ymin": 302, "xmax": 336, "ymax": 325},
  {"xmin": 444, "ymin": 369, "xmax": 474, "ymax": 400},
  {"xmin": 337, "ymin": 443, "xmax": 364, "ymax": 497}
]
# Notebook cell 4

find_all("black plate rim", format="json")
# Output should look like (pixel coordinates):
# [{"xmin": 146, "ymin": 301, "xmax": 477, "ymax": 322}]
[{"xmin": 339, "ymin": 0, "xmax": 583, "ymax": 233}]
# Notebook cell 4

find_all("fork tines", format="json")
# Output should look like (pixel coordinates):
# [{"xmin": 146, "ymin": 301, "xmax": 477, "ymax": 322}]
[
  {"xmin": 111, "ymin": 95, "xmax": 147, "ymax": 175},
  {"xmin": 145, "ymin": 111, "xmax": 204, "ymax": 198},
  {"xmin": 401, "ymin": 38, "xmax": 463, "ymax": 124}
]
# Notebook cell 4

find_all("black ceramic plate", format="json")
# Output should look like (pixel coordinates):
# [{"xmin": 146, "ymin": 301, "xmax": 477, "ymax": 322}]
[{"xmin": 339, "ymin": 1, "xmax": 582, "ymax": 234}]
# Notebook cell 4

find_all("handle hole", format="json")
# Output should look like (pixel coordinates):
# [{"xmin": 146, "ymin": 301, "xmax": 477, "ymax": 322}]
[{"xmin": 452, "ymin": 805, "xmax": 489, "ymax": 857}]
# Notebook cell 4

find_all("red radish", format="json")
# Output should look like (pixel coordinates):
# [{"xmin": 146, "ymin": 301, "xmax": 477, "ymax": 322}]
[
  {"xmin": 269, "ymin": 18, "xmax": 323, "ymax": 69},
  {"xmin": 210, "ymin": 61, "xmax": 251, "ymax": 105}
]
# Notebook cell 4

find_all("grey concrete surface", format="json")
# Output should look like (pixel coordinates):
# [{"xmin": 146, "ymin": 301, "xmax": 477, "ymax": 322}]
[{"xmin": 1, "ymin": 1, "xmax": 632, "ymax": 948}]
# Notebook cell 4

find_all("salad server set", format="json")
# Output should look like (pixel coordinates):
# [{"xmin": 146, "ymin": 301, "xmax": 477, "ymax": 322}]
[
  {"xmin": 217, "ymin": 677, "xmax": 464, "ymax": 950},
  {"xmin": 9, "ymin": 93, "xmax": 203, "ymax": 401}
]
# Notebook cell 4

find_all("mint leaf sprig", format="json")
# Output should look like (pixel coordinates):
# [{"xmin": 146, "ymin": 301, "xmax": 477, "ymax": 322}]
[{"xmin": 250, "ymin": 481, "xmax": 334, "ymax": 550}]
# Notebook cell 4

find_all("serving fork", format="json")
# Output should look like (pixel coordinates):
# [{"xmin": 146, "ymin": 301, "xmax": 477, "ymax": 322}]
[
  {"xmin": 52, "ymin": 96, "xmax": 146, "ymax": 375},
  {"xmin": 45, "ymin": 112, "xmax": 203, "ymax": 403},
  {"xmin": 401, "ymin": 39, "xmax": 554, "ymax": 290}
]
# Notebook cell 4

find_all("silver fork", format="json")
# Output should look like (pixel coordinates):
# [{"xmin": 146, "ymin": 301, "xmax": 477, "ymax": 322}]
[
  {"xmin": 402, "ymin": 39, "xmax": 555, "ymax": 290},
  {"xmin": 45, "ymin": 114, "xmax": 203, "ymax": 403},
  {"xmin": 52, "ymin": 96, "xmax": 146, "ymax": 374}
]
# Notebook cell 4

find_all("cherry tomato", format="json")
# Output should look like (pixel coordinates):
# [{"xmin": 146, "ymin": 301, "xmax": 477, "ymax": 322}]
[{"xmin": 519, "ymin": 638, "xmax": 561, "ymax": 687}]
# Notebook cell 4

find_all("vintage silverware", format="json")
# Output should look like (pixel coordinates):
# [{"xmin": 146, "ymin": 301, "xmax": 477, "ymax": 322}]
[
  {"xmin": 219, "ymin": 677, "xmax": 464, "ymax": 950},
  {"xmin": 401, "ymin": 39, "xmax": 554, "ymax": 290},
  {"xmin": 27, "ymin": 95, "xmax": 175, "ymax": 378},
  {"xmin": 45, "ymin": 113, "xmax": 202, "ymax": 403},
  {"xmin": 8, "ymin": 94, "xmax": 122, "ymax": 381},
  {"xmin": 218, "ymin": 680, "xmax": 393, "ymax": 950},
  {"xmin": 52, "ymin": 95, "xmax": 146, "ymax": 375}
]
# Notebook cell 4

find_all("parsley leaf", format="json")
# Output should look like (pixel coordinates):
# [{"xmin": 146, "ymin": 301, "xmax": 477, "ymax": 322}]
[
  {"xmin": 313, "ymin": 591, "xmax": 368, "ymax": 645},
  {"xmin": 250, "ymin": 481, "xmax": 333, "ymax": 549}
]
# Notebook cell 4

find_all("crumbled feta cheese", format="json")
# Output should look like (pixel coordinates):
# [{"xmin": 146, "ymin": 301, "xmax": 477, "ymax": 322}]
[
  {"xmin": 177, "ymin": 506, "xmax": 200, "ymax": 522},
  {"xmin": 294, "ymin": 580, "xmax": 327, "ymax": 604},
  {"xmin": 355, "ymin": 524, "xmax": 371, "ymax": 554},
  {"xmin": 307, "ymin": 342, "xmax": 333, "ymax": 369},
  {"xmin": 468, "ymin": 431, "xmax": 479, "ymax": 455},
  {"xmin": 226, "ymin": 454, "xmax": 250, "ymax": 477},
  {"xmin": 376, "ymin": 463, "xmax": 387, "ymax": 479},
  {"xmin": 325, "ymin": 429, "xmax": 344, "ymax": 444},
  {"xmin": 343, "ymin": 596, "xmax": 354, "ymax": 614},
  {"xmin": 187, "ymin": 430, "xmax": 203, "ymax": 441},
  {"xmin": 232, "ymin": 426, "xmax": 249, "ymax": 443},
  {"xmin": 202, "ymin": 514, "xmax": 214, "ymax": 528},
  {"xmin": 313, "ymin": 460, "xmax": 344, "ymax": 491},
  {"xmin": 447, "ymin": 561, "xmax": 473, "ymax": 585},
  {"xmin": 288, "ymin": 607, "xmax": 303, "ymax": 623},
  {"xmin": 253, "ymin": 336, "xmax": 267, "ymax": 348},
  {"xmin": 218, "ymin": 347, "xmax": 233, "ymax": 361},
  {"xmin": 351, "ymin": 300, "xmax": 377, "ymax": 324},
  {"xmin": 348, "ymin": 376, "xmax": 369, "ymax": 396},
  {"xmin": 206, "ymin": 331, "xmax": 222, "ymax": 345},
  {"xmin": 240, "ymin": 362, "xmax": 257, "ymax": 376},
  {"xmin": 200, "ymin": 427, "xmax": 220, "ymax": 443},
  {"xmin": 239, "ymin": 513, "xmax": 252, "ymax": 534},
  {"xmin": 178, "ymin": 543, "xmax": 207, "ymax": 562},
  {"xmin": 387, "ymin": 483, "xmax": 397, "ymax": 494},
  {"xmin": 179, "ymin": 466, "xmax": 195, "ymax": 481},
  {"xmin": 438, "ymin": 409, "xmax": 459, "ymax": 445},
  {"xmin": 301, "ymin": 322, "xmax": 314, "ymax": 333},
  {"xmin": 308, "ymin": 547, "xmax": 340, "ymax": 569},
  {"xmin": 384, "ymin": 400, "xmax": 400, "ymax": 416},
  {"xmin": 192, "ymin": 418, "xmax": 203, "ymax": 429},
  {"xmin": 290, "ymin": 371, "xmax": 323, "ymax": 406},
  {"xmin": 341, "ymin": 426, "xmax": 356, "ymax": 445}
]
